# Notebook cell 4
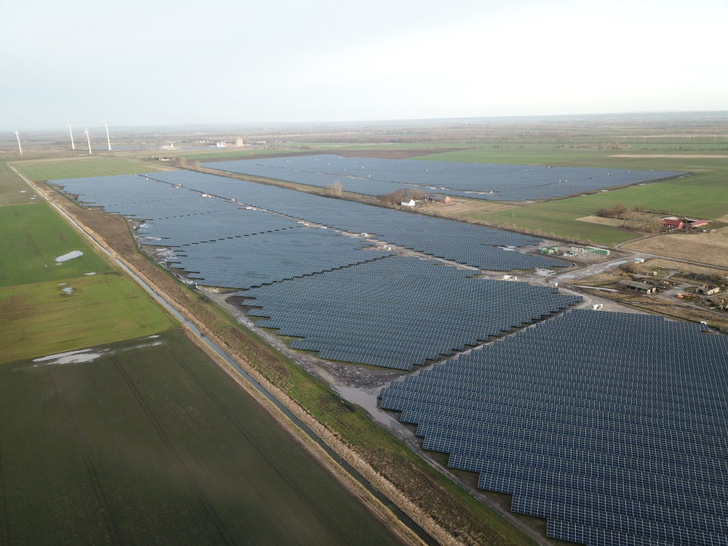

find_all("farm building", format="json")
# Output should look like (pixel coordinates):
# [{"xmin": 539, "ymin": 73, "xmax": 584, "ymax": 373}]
[
  {"xmin": 426, "ymin": 194, "xmax": 453, "ymax": 204},
  {"xmin": 687, "ymin": 219, "xmax": 709, "ymax": 229},
  {"xmin": 619, "ymin": 280, "xmax": 657, "ymax": 294},
  {"xmin": 662, "ymin": 217, "xmax": 684, "ymax": 229},
  {"xmin": 698, "ymin": 285, "xmax": 720, "ymax": 295},
  {"xmin": 707, "ymin": 295, "xmax": 728, "ymax": 310},
  {"xmin": 400, "ymin": 199, "xmax": 416, "ymax": 207}
]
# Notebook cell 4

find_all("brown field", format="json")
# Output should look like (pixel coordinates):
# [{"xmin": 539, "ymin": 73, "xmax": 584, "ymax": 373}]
[
  {"xmin": 576, "ymin": 215, "xmax": 625, "ymax": 227},
  {"xmin": 418, "ymin": 198, "xmax": 515, "ymax": 218},
  {"xmin": 637, "ymin": 258, "xmax": 728, "ymax": 278},
  {"xmin": 622, "ymin": 228, "xmax": 728, "ymax": 268}
]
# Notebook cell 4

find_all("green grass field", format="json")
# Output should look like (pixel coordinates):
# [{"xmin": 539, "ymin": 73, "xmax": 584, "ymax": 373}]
[
  {"xmin": 0, "ymin": 273, "xmax": 177, "ymax": 362},
  {"xmin": 0, "ymin": 202, "xmax": 113, "ymax": 287},
  {"xmin": 0, "ymin": 330, "xmax": 401, "ymax": 545},
  {"xmin": 464, "ymin": 173, "xmax": 728, "ymax": 244},
  {"xmin": 412, "ymin": 143, "xmax": 728, "ymax": 244},
  {"xmin": 0, "ymin": 201, "xmax": 177, "ymax": 362},
  {"xmin": 12, "ymin": 157, "xmax": 165, "ymax": 181},
  {"xmin": 0, "ymin": 162, "xmax": 39, "ymax": 205}
]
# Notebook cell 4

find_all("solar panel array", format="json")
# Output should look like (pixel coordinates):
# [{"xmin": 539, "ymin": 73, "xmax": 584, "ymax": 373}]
[
  {"xmin": 134, "ymin": 205, "xmax": 299, "ymax": 246},
  {"xmin": 168, "ymin": 229, "xmax": 394, "ymax": 289},
  {"xmin": 53, "ymin": 174, "xmax": 392, "ymax": 287},
  {"xmin": 53, "ymin": 174, "xmax": 228, "ymax": 219},
  {"xmin": 378, "ymin": 309, "xmax": 728, "ymax": 545},
  {"xmin": 53, "ymin": 171, "xmax": 728, "ymax": 542},
  {"xmin": 203, "ymin": 154, "xmax": 685, "ymax": 201},
  {"xmin": 144, "ymin": 170, "xmax": 569, "ymax": 271},
  {"xmin": 240, "ymin": 256, "xmax": 581, "ymax": 370}
]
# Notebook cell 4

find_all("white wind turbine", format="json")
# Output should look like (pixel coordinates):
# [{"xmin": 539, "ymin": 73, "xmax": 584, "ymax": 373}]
[
  {"xmin": 67, "ymin": 120, "xmax": 76, "ymax": 150},
  {"xmin": 104, "ymin": 120, "xmax": 111, "ymax": 151},
  {"xmin": 14, "ymin": 130, "xmax": 22, "ymax": 155},
  {"xmin": 84, "ymin": 127, "xmax": 92, "ymax": 155}
]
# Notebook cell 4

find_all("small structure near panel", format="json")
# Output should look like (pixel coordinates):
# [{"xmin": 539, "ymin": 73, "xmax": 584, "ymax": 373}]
[
  {"xmin": 697, "ymin": 285, "xmax": 720, "ymax": 295},
  {"xmin": 619, "ymin": 279, "xmax": 657, "ymax": 294}
]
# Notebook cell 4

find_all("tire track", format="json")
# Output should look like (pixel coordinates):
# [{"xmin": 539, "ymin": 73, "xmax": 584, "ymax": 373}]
[
  {"xmin": 109, "ymin": 355, "xmax": 236, "ymax": 545},
  {"xmin": 166, "ymin": 344, "xmax": 355, "ymax": 544},
  {"xmin": 0, "ymin": 445, "xmax": 11, "ymax": 545},
  {"xmin": 49, "ymin": 367, "xmax": 121, "ymax": 545}
]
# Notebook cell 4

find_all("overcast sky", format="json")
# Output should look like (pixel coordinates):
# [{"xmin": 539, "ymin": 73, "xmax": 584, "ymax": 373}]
[{"xmin": 2, "ymin": 0, "xmax": 727, "ymax": 130}]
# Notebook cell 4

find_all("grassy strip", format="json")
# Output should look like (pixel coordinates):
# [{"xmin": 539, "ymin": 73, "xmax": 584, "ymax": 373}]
[
  {"xmin": 42, "ymin": 178, "xmax": 537, "ymax": 544},
  {"xmin": 12, "ymin": 157, "xmax": 165, "ymax": 181}
]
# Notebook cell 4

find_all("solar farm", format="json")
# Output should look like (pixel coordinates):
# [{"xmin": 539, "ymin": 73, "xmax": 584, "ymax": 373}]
[
  {"xmin": 202, "ymin": 154, "xmax": 685, "ymax": 201},
  {"xmin": 242, "ymin": 256, "xmax": 580, "ymax": 369},
  {"xmin": 51, "ymin": 165, "xmax": 728, "ymax": 545},
  {"xmin": 54, "ymin": 171, "xmax": 574, "ymax": 368},
  {"xmin": 379, "ymin": 309, "xmax": 728, "ymax": 545}
]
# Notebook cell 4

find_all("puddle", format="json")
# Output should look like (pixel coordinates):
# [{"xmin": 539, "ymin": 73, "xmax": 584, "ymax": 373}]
[{"xmin": 55, "ymin": 250, "xmax": 83, "ymax": 263}]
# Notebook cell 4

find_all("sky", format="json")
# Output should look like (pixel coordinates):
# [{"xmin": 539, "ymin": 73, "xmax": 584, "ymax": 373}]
[{"xmin": 2, "ymin": 0, "xmax": 728, "ymax": 130}]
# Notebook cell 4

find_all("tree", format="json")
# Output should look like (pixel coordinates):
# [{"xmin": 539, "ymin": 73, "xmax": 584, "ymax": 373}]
[
  {"xmin": 377, "ymin": 188, "xmax": 424, "ymax": 206},
  {"xmin": 326, "ymin": 179, "xmax": 343, "ymax": 197}
]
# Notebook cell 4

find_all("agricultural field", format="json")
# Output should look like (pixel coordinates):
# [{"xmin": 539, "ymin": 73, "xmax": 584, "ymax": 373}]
[
  {"xmin": 0, "ymin": 202, "xmax": 113, "ymax": 287},
  {"xmin": 0, "ymin": 200, "xmax": 177, "ymax": 363},
  {"xmin": 410, "ymin": 143, "xmax": 728, "ymax": 246},
  {"xmin": 0, "ymin": 330, "xmax": 402, "ymax": 545},
  {"xmin": 623, "ymin": 228, "xmax": 728, "ymax": 269},
  {"xmin": 12, "ymin": 157, "xmax": 166, "ymax": 181},
  {"xmin": 0, "ymin": 162, "xmax": 39, "ymax": 205},
  {"xmin": 0, "ymin": 272, "xmax": 177, "ymax": 363}
]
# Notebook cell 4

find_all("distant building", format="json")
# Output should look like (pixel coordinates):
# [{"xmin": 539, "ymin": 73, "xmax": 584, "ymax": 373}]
[
  {"xmin": 662, "ymin": 217, "xmax": 684, "ymax": 229},
  {"xmin": 585, "ymin": 246, "xmax": 610, "ymax": 256},
  {"xmin": 619, "ymin": 280, "xmax": 657, "ymax": 294},
  {"xmin": 235, "ymin": 136, "xmax": 244, "ymax": 147},
  {"xmin": 687, "ymin": 219, "xmax": 708, "ymax": 229},
  {"xmin": 400, "ymin": 199, "xmax": 416, "ymax": 207},
  {"xmin": 425, "ymin": 194, "xmax": 453, "ymax": 204},
  {"xmin": 698, "ymin": 285, "xmax": 720, "ymax": 295}
]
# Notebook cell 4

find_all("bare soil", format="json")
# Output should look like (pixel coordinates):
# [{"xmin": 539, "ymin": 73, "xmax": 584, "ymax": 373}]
[
  {"xmin": 622, "ymin": 228, "xmax": 728, "ymax": 268},
  {"xmin": 576, "ymin": 215, "xmax": 626, "ymax": 227}
]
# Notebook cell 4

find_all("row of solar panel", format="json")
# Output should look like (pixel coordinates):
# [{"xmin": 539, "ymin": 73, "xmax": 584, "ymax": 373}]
[
  {"xmin": 387, "ymin": 356, "xmax": 728, "ymax": 405},
  {"xmin": 55, "ymin": 171, "xmax": 569, "ymax": 272},
  {"xmin": 387, "ymin": 378, "xmax": 727, "ymax": 434},
  {"xmin": 377, "ymin": 309, "xmax": 728, "ymax": 544},
  {"xmin": 384, "ymin": 397, "xmax": 727, "ymax": 462},
  {"xmin": 203, "ymin": 155, "xmax": 684, "ymax": 202},
  {"xmin": 421, "ymin": 425, "xmax": 726, "ymax": 480},
  {"xmin": 239, "ymin": 256, "xmax": 580, "ymax": 368},
  {"xmin": 138, "ymin": 170, "xmax": 568, "ymax": 271}
]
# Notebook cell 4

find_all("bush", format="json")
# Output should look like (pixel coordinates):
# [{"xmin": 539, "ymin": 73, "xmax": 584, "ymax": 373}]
[
  {"xmin": 378, "ymin": 188, "xmax": 424, "ymax": 206},
  {"xmin": 596, "ymin": 203, "xmax": 628, "ymax": 219}
]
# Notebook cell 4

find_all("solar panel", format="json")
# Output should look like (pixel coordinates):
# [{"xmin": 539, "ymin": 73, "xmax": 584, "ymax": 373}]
[
  {"xmin": 379, "ymin": 309, "xmax": 728, "ymax": 545},
  {"xmin": 202, "ymin": 155, "xmax": 685, "ymax": 202}
]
